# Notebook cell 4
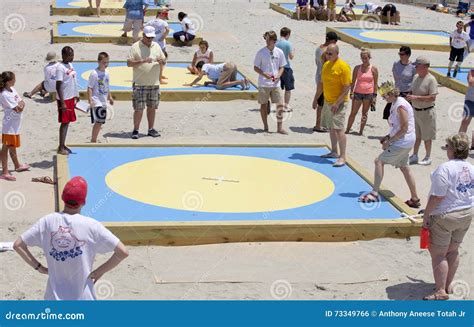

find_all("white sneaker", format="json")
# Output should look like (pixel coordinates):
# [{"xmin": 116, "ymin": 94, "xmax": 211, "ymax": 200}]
[
  {"xmin": 409, "ymin": 154, "xmax": 419, "ymax": 165},
  {"xmin": 419, "ymin": 157, "xmax": 432, "ymax": 166}
]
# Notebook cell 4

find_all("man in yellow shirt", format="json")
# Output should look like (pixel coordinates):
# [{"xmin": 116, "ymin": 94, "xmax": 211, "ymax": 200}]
[
  {"xmin": 316, "ymin": 44, "xmax": 351, "ymax": 167},
  {"xmin": 127, "ymin": 26, "xmax": 166, "ymax": 139}
]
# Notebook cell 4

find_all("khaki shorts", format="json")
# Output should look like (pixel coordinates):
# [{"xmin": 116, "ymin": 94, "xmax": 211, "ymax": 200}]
[
  {"xmin": 378, "ymin": 144, "xmax": 411, "ymax": 168},
  {"xmin": 123, "ymin": 19, "xmax": 142, "ymax": 39},
  {"xmin": 216, "ymin": 63, "xmax": 238, "ymax": 89},
  {"xmin": 321, "ymin": 101, "xmax": 347, "ymax": 130},
  {"xmin": 414, "ymin": 108, "xmax": 437, "ymax": 141},
  {"xmin": 429, "ymin": 207, "xmax": 472, "ymax": 247},
  {"xmin": 258, "ymin": 87, "xmax": 281, "ymax": 104}
]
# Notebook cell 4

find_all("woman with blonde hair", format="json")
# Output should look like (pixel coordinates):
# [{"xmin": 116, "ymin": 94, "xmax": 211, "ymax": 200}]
[
  {"xmin": 422, "ymin": 132, "xmax": 473, "ymax": 300},
  {"xmin": 346, "ymin": 48, "xmax": 378, "ymax": 135}
]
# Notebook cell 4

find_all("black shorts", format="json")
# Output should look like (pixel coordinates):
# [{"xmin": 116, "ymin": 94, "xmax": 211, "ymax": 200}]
[
  {"xmin": 383, "ymin": 91, "xmax": 410, "ymax": 120},
  {"xmin": 449, "ymin": 46, "xmax": 465, "ymax": 62},
  {"xmin": 280, "ymin": 67, "xmax": 295, "ymax": 91},
  {"xmin": 317, "ymin": 92, "xmax": 324, "ymax": 107},
  {"xmin": 382, "ymin": 4, "xmax": 396, "ymax": 16},
  {"xmin": 91, "ymin": 106, "xmax": 107, "ymax": 124}
]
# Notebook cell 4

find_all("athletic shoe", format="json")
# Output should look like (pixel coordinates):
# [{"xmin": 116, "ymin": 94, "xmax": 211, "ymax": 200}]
[
  {"xmin": 418, "ymin": 157, "xmax": 432, "ymax": 166},
  {"xmin": 131, "ymin": 130, "xmax": 139, "ymax": 139},
  {"xmin": 408, "ymin": 154, "xmax": 419, "ymax": 165},
  {"xmin": 148, "ymin": 128, "xmax": 160, "ymax": 137},
  {"xmin": 446, "ymin": 72, "xmax": 451, "ymax": 78},
  {"xmin": 453, "ymin": 70, "xmax": 458, "ymax": 78}
]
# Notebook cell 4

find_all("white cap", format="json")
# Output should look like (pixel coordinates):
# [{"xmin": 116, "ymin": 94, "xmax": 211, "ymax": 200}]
[{"xmin": 143, "ymin": 26, "xmax": 156, "ymax": 38}]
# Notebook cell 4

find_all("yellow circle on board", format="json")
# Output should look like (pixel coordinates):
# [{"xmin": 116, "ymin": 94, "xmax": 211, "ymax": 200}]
[
  {"xmin": 69, "ymin": 0, "xmax": 131, "ymax": 9},
  {"xmin": 81, "ymin": 66, "xmax": 211, "ymax": 89},
  {"xmin": 72, "ymin": 24, "xmax": 175, "ymax": 37},
  {"xmin": 105, "ymin": 154, "xmax": 335, "ymax": 213},
  {"xmin": 360, "ymin": 31, "xmax": 448, "ymax": 44}
]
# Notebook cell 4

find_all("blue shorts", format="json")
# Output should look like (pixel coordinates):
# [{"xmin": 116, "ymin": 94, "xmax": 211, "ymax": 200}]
[
  {"xmin": 464, "ymin": 100, "xmax": 474, "ymax": 117},
  {"xmin": 280, "ymin": 67, "xmax": 295, "ymax": 91}
]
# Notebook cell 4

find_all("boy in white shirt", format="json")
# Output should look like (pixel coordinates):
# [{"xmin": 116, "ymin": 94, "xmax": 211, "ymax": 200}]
[
  {"xmin": 448, "ymin": 21, "xmax": 470, "ymax": 78},
  {"xmin": 14, "ymin": 176, "xmax": 129, "ymax": 300},
  {"xmin": 254, "ymin": 31, "xmax": 288, "ymax": 134},
  {"xmin": 23, "ymin": 51, "xmax": 58, "ymax": 99},
  {"xmin": 145, "ymin": 10, "xmax": 170, "ymax": 84},
  {"xmin": 56, "ymin": 46, "xmax": 79, "ymax": 155},
  {"xmin": 87, "ymin": 52, "xmax": 114, "ymax": 143}
]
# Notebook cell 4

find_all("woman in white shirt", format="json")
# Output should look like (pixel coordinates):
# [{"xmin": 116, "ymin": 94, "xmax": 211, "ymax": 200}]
[
  {"xmin": 359, "ymin": 81, "xmax": 420, "ymax": 209},
  {"xmin": 422, "ymin": 132, "xmax": 473, "ymax": 300},
  {"xmin": 188, "ymin": 40, "xmax": 214, "ymax": 75}
]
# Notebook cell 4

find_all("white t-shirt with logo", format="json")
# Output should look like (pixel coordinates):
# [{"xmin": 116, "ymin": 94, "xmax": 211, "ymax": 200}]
[
  {"xmin": 87, "ymin": 68, "xmax": 110, "ymax": 107},
  {"xmin": 388, "ymin": 96, "xmax": 416, "ymax": 149},
  {"xmin": 145, "ymin": 18, "xmax": 169, "ymax": 49},
  {"xmin": 254, "ymin": 46, "xmax": 287, "ymax": 88},
  {"xmin": 21, "ymin": 212, "xmax": 120, "ymax": 300},
  {"xmin": 429, "ymin": 160, "xmax": 474, "ymax": 215},
  {"xmin": 181, "ymin": 17, "xmax": 196, "ymax": 36},
  {"xmin": 56, "ymin": 62, "xmax": 79, "ymax": 100},
  {"xmin": 450, "ymin": 30, "xmax": 469, "ymax": 49},
  {"xmin": 43, "ymin": 62, "xmax": 59, "ymax": 93},
  {"xmin": 1, "ymin": 87, "xmax": 22, "ymax": 135},
  {"xmin": 202, "ymin": 63, "xmax": 225, "ymax": 81}
]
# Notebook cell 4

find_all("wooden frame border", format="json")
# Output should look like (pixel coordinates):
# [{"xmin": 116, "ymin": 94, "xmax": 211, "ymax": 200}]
[
  {"xmin": 50, "ymin": 60, "xmax": 258, "ymax": 101},
  {"xmin": 326, "ymin": 26, "xmax": 450, "ymax": 52},
  {"xmin": 51, "ymin": 21, "xmax": 203, "ymax": 45},
  {"xmin": 430, "ymin": 66, "xmax": 469, "ymax": 94},
  {"xmin": 56, "ymin": 143, "xmax": 420, "ymax": 246},
  {"xmin": 51, "ymin": 0, "xmax": 167, "ymax": 16}
]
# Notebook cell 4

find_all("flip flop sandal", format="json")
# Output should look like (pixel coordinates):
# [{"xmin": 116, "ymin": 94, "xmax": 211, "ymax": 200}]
[
  {"xmin": 423, "ymin": 293, "xmax": 449, "ymax": 301},
  {"xmin": 22, "ymin": 92, "xmax": 32, "ymax": 99},
  {"xmin": 0, "ymin": 174, "xmax": 16, "ymax": 181},
  {"xmin": 332, "ymin": 161, "xmax": 346, "ymax": 167},
  {"xmin": 313, "ymin": 127, "xmax": 328, "ymax": 133},
  {"xmin": 32, "ymin": 176, "xmax": 55, "ymax": 185},
  {"xmin": 15, "ymin": 164, "xmax": 30, "ymax": 172},
  {"xmin": 405, "ymin": 198, "xmax": 421, "ymax": 208},
  {"xmin": 358, "ymin": 192, "xmax": 380, "ymax": 203}
]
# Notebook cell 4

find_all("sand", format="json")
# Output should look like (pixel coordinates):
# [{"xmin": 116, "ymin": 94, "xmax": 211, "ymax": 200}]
[{"xmin": 0, "ymin": 0, "xmax": 472, "ymax": 300}]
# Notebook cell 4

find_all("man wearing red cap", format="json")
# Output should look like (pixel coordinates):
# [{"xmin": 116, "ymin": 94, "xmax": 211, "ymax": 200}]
[{"xmin": 13, "ymin": 176, "xmax": 129, "ymax": 300}]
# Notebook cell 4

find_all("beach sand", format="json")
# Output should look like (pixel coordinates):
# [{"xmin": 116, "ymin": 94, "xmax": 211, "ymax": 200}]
[{"xmin": 0, "ymin": 0, "xmax": 472, "ymax": 300}]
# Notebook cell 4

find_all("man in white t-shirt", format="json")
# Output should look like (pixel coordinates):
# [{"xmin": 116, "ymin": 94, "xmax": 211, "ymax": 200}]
[
  {"xmin": 145, "ymin": 10, "xmax": 170, "ymax": 84},
  {"xmin": 448, "ymin": 21, "xmax": 470, "ymax": 78},
  {"xmin": 183, "ymin": 61, "xmax": 249, "ymax": 90},
  {"xmin": 254, "ymin": 30, "xmax": 288, "ymax": 134},
  {"xmin": 23, "ymin": 51, "xmax": 58, "ymax": 99},
  {"xmin": 13, "ymin": 176, "xmax": 129, "ymax": 300}
]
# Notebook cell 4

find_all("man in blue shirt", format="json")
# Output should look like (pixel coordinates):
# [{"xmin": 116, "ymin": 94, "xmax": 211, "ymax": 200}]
[
  {"xmin": 276, "ymin": 27, "xmax": 295, "ymax": 112},
  {"xmin": 121, "ymin": 0, "xmax": 149, "ymax": 42}
]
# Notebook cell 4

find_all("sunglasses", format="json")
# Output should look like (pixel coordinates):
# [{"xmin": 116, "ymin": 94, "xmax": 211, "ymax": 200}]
[{"xmin": 398, "ymin": 52, "xmax": 407, "ymax": 56}]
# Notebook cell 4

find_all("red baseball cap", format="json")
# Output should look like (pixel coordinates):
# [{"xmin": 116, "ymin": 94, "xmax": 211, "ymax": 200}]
[{"xmin": 62, "ymin": 176, "xmax": 88, "ymax": 208}]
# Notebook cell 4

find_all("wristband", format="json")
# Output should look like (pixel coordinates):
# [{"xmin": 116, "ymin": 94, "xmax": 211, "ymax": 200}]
[{"xmin": 34, "ymin": 262, "xmax": 41, "ymax": 270}]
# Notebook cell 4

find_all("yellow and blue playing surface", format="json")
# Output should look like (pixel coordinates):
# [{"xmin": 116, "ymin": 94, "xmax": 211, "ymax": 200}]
[
  {"xmin": 74, "ymin": 61, "xmax": 257, "ymax": 92},
  {"xmin": 278, "ymin": 2, "xmax": 365, "ymax": 14},
  {"xmin": 335, "ymin": 27, "xmax": 450, "ymax": 45},
  {"xmin": 65, "ymin": 146, "xmax": 402, "ymax": 222},
  {"xmin": 54, "ymin": 0, "xmax": 162, "ymax": 9}
]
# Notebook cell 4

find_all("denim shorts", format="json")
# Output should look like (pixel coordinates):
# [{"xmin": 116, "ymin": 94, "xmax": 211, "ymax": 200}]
[{"xmin": 353, "ymin": 92, "xmax": 374, "ymax": 101}]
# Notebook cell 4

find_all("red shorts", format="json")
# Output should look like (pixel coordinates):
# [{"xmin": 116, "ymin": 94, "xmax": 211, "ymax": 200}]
[{"xmin": 57, "ymin": 98, "xmax": 77, "ymax": 124}]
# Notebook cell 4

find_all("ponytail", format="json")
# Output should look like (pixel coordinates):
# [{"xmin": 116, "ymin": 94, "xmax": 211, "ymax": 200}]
[{"xmin": 0, "ymin": 71, "xmax": 15, "ymax": 92}]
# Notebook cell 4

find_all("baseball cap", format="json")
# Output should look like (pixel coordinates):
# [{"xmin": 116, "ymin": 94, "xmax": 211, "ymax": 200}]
[
  {"xmin": 414, "ymin": 56, "xmax": 430, "ymax": 65},
  {"xmin": 326, "ymin": 31, "xmax": 340, "ymax": 41},
  {"xmin": 62, "ymin": 176, "xmax": 88, "ymax": 208},
  {"xmin": 45, "ymin": 51, "xmax": 57, "ymax": 61},
  {"xmin": 143, "ymin": 26, "xmax": 156, "ymax": 38}
]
